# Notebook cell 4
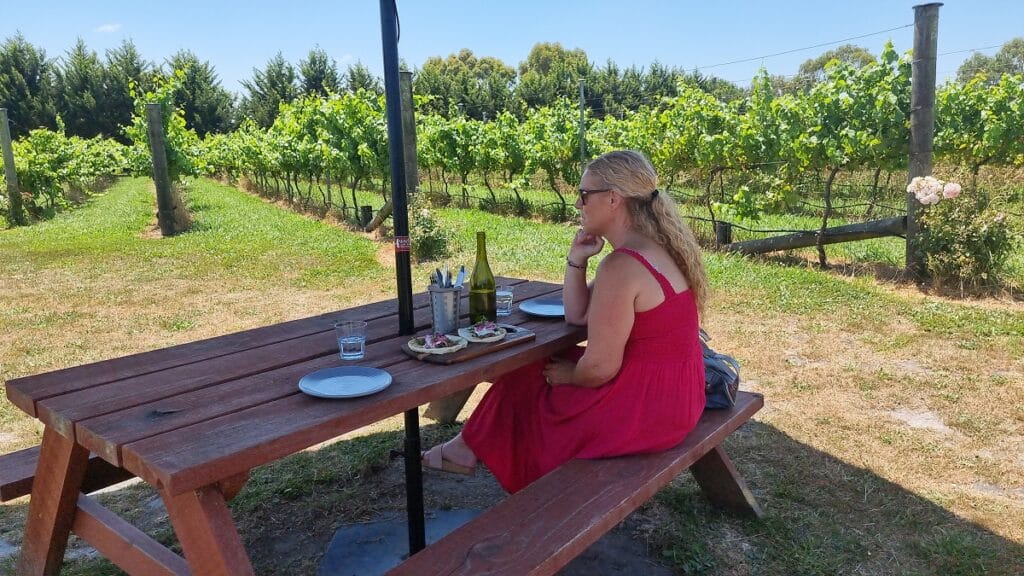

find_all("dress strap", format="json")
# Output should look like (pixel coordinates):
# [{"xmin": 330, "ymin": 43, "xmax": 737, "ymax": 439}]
[{"xmin": 613, "ymin": 248, "xmax": 675, "ymax": 299}]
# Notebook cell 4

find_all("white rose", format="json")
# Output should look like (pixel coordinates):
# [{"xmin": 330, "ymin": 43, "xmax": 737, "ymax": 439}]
[{"xmin": 942, "ymin": 182, "xmax": 962, "ymax": 199}]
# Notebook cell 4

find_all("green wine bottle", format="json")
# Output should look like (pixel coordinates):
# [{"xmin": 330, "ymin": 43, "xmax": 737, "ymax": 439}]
[{"xmin": 468, "ymin": 231, "xmax": 497, "ymax": 323}]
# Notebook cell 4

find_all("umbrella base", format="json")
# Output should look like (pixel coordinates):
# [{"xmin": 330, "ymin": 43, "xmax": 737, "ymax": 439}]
[{"xmin": 317, "ymin": 509, "xmax": 480, "ymax": 576}]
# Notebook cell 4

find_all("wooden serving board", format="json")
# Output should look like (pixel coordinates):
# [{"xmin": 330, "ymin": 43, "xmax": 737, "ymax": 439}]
[{"xmin": 401, "ymin": 325, "xmax": 536, "ymax": 365}]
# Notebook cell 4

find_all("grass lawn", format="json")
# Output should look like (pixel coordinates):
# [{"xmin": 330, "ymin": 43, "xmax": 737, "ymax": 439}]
[{"xmin": 1, "ymin": 177, "xmax": 1022, "ymax": 575}]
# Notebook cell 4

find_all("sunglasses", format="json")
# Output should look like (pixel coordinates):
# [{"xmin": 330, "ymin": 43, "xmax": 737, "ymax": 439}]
[{"xmin": 577, "ymin": 188, "xmax": 613, "ymax": 205}]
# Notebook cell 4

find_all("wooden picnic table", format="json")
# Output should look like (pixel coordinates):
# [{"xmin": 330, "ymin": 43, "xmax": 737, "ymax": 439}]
[{"xmin": 5, "ymin": 277, "xmax": 585, "ymax": 575}]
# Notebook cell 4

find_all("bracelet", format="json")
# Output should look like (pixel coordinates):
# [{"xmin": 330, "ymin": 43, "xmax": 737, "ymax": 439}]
[{"xmin": 566, "ymin": 258, "xmax": 587, "ymax": 270}]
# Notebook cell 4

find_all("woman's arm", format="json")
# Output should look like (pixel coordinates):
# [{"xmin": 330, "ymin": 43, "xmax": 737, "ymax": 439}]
[
  {"xmin": 545, "ymin": 252, "xmax": 637, "ymax": 387},
  {"xmin": 563, "ymin": 230, "xmax": 605, "ymax": 325}
]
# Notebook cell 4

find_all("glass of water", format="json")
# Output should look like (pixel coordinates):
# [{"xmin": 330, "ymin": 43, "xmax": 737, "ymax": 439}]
[
  {"xmin": 334, "ymin": 320, "xmax": 367, "ymax": 360},
  {"xmin": 496, "ymin": 285, "xmax": 514, "ymax": 317}
]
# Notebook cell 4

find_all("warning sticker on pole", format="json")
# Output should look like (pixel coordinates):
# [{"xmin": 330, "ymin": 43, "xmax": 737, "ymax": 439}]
[{"xmin": 395, "ymin": 236, "xmax": 411, "ymax": 252}]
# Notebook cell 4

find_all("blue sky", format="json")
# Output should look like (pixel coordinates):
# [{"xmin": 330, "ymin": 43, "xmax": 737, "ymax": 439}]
[{"xmin": 2, "ymin": 1, "xmax": 1021, "ymax": 95}]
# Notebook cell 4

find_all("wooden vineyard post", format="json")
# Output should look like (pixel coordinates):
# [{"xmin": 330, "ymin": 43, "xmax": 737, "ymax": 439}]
[
  {"xmin": 400, "ymin": 70, "xmax": 418, "ymax": 201},
  {"xmin": 146, "ymin": 103, "xmax": 187, "ymax": 236},
  {"xmin": 714, "ymin": 221, "xmax": 733, "ymax": 247},
  {"xmin": 906, "ymin": 3, "xmax": 942, "ymax": 280},
  {"xmin": 366, "ymin": 70, "xmax": 417, "ymax": 233},
  {"xmin": 1, "ymin": 108, "xmax": 27, "ymax": 227}
]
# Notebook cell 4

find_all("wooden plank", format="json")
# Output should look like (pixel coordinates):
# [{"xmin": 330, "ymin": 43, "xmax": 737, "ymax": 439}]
[
  {"xmin": 30, "ymin": 279, "xmax": 543, "ymax": 436},
  {"xmin": 5, "ymin": 295, "xmax": 418, "ymax": 417},
  {"xmin": 690, "ymin": 445, "xmax": 763, "ymax": 518},
  {"xmin": 7, "ymin": 278, "xmax": 534, "ymax": 417},
  {"xmin": 387, "ymin": 392, "xmax": 763, "ymax": 576},
  {"xmin": 121, "ymin": 315, "xmax": 586, "ymax": 495},
  {"xmin": 73, "ymin": 282, "xmax": 563, "ymax": 467},
  {"xmin": 16, "ymin": 427, "xmax": 91, "ymax": 576},
  {"xmin": 0, "ymin": 446, "xmax": 134, "ymax": 503},
  {"xmin": 38, "ymin": 330, "xmax": 339, "ymax": 442},
  {"xmin": 1, "ymin": 447, "xmax": 48, "ymax": 503},
  {"xmin": 41, "ymin": 313, "xmax": 413, "ymax": 442},
  {"xmin": 400, "ymin": 325, "xmax": 536, "ymax": 364},
  {"xmin": 75, "ymin": 332, "xmax": 412, "ymax": 466},
  {"xmin": 162, "ymin": 485, "xmax": 253, "ymax": 575},
  {"xmin": 724, "ymin": 216, "xmax": 905, "ymax": 255},
  {"xmin": 72, "ymin": 495, "xmax": 190, "ymax": 576}
]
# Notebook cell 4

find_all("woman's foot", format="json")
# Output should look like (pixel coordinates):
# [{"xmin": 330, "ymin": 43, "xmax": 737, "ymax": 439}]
[{"xmin": 421, "ymin": 434, "xmax": 477, "ymax": 476}]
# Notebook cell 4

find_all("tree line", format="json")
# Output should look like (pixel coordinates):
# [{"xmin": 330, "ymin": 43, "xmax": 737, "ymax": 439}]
[{"xmin": 7, "ymin": 31, "xmax": 1020, "ymax": 144}]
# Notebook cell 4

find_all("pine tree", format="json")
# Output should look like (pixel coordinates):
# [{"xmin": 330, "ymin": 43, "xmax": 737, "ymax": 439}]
[{"xmin": 0, "ymin": 33, "xmax": 57, "ymax": 137}]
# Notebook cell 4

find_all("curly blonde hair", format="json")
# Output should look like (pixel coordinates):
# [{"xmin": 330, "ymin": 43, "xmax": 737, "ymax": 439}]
[{"xmin": 585, "ymin": 150, "xmax": 708, "ymax": 313}]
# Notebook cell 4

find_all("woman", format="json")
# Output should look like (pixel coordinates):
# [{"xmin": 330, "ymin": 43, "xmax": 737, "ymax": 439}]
[{"xmin": 421, "ymin": 150, "xmax": 708, "ymax": 494}]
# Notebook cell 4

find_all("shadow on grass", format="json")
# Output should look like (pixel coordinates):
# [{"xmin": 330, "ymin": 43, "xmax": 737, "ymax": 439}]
[
  {"xmin": 2, "ymin": 420, "xmax": 1020, "ymax": 576},
  {"xmin": 655, "ymin": 420, "xmax": 1024, "ymax": 576}
]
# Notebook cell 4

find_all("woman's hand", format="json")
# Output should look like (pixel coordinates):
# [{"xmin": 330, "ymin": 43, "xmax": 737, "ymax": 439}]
[
  {"xmin": 542, "ymin": 358, "xmax": 576, "ymax": 386},
  {"xmin": 568, "ymin": 228, "xmax": 604, "ymax": 265}
]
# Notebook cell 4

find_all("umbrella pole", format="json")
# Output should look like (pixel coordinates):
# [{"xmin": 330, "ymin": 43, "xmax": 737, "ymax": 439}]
[{"xmin": 379, "ymin": 0, "xmax": 425, "ymax": 554}]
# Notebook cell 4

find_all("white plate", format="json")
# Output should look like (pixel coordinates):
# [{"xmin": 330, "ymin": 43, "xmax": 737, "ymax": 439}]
[
  {"xmin": 457, "ymin": 325, "xmax": 508, "ymax": 343},
  {"xmin": 298, "ymin": 366, "xmax": 393, "ymax": 399},
  {"xmin": 519, "ymin": 297, "xmax": 565, "ymax": 318}
]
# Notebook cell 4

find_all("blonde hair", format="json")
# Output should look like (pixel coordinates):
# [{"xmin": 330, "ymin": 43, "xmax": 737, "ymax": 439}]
[{"xmin": 585, "ymin": 150, "xmax": 709, "ymax": 313}]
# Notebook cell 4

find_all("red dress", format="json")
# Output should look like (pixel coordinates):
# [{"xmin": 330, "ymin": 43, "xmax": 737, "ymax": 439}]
[{"xmin": 462, "ymin": 248, "xmax": 706, "ymax": 493}]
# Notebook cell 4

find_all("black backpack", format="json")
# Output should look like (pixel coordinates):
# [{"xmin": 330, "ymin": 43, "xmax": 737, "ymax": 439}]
[{"xmin": 699, "ymin": 329, "xmax": 740, "ymax": 409}]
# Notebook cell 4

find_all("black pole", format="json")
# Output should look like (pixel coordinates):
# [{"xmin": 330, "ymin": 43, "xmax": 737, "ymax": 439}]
[
  {"xmin": 380, "ymin": 0, "xmax": 426, "ymax": 555},
  {"xmin": 380, "ymin": 0, "xmax": 413, "ymax": 334}
]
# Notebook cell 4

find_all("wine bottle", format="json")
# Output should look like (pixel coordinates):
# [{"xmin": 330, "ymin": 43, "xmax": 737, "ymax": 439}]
[{"xmin": 468, "ymin": 231, "xmax": 497, "ymax": 323}]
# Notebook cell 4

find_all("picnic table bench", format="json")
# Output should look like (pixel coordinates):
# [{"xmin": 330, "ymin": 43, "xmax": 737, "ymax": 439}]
[
  {"xmin": 2, "ymin": 277, "xmax": 763, "ymax": 575},
  {"xmin": 387, "ymin": 392, "xmax": 763, "ymax": 576}
]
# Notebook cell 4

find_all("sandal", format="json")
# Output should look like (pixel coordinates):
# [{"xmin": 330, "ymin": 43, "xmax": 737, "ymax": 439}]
[{"xmin": 421, "ymin": 443, "xmax": 476, "ymax": 476}]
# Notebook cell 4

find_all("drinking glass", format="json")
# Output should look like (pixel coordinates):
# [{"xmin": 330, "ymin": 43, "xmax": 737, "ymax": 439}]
[
  {"xmin": 496, "ymin": 285, "xmax": 514, "ymax": 317},
  {"xmin": 335, "ymin": 320, "xmax": 367, "ymax": 360}
]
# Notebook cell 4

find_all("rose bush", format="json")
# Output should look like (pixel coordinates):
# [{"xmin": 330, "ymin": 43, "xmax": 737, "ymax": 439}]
[
  {"xmin": 409, "ymin": 195, "xmax": 452, "ymax": 263},
  {"xmin": 911, "ymin": 176, "xmax": 1018, "ymax": 289}
]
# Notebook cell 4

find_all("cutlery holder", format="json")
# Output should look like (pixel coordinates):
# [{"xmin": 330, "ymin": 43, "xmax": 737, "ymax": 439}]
[{"xmin": 428, "ymin": 285, "xmax": 462, "ymax": 335}]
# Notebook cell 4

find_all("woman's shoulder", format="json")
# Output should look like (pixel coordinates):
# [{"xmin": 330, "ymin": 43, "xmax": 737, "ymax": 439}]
[
  {"xmin": 596, "ymin": 250, "xmax": 648, "ymax": 288},
  {"xmin": 600, "ymin": 249, "xmax": 645, "ymax": 273}
]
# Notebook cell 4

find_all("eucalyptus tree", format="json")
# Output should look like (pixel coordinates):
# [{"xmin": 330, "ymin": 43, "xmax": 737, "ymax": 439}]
[
  {"xmin": 413, "ymin": 49, "xmax": 515, "ymax": 120},
  {"xmin": 956, "ymin": 38, "xmax": 1024, "ymax": 84},
  {"xmin": 515, "ymin": 42, "xmax": 591, "ymax": 111},
  {"xmin": 792, "ymin": 44, "xmax": 875, "ymax": 91},
  {"xmin": 0, "ymin": 33, "xmax": 57, "ymax": 137}
]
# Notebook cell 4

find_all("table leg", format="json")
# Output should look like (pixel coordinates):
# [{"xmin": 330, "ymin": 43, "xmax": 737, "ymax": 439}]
[
  {"xmin": 219, "ymin": 471, "xmax": 250, "ymax": 502},
  {"xmin": 17, "ymin": 427, "xmax": 90, "ymax": 575},
  {"xmin": 403, "ymin": 408, "xmax": 426, "ymax": 553},
  {"xmin": 689, "ymin": 445, "xmax": 764, "ymax": 518},
  {"xmin": 161, "ymin": 484, "xmax": 254, "ymax": 575}
]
